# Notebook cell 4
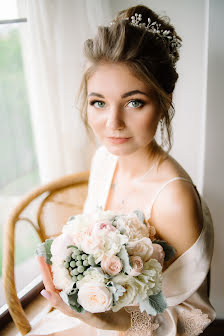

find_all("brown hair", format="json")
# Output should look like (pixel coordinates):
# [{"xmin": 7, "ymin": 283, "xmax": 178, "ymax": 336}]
[{"xmin": 77, "ymin": 5, "xmax": 182, "ymax": 161}]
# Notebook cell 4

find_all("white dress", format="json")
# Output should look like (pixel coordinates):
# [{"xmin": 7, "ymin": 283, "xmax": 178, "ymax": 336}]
[
  {"xmin": 28, "ymin": 145, "xmax": 216, "ymax": 336},
  {"xmin": 83, "ymin": 146, "xmax": 216, "ymax": 336}
]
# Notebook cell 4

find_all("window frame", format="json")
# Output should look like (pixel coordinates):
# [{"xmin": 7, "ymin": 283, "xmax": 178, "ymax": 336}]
[
  {"xmin": 0, "ymin": 17, "xmax": 44, "ymax": 330},
  {"xmin": 0, "ymin": 275, "xmax": 44, "ymax": 329}
]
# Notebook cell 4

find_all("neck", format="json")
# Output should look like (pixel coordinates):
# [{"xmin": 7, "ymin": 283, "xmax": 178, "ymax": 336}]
[{"xmin": 116, "ymin": 140, "xmax": 161, "ymax": 181}]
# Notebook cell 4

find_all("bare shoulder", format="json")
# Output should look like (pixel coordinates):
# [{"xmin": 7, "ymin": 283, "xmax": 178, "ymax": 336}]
[{"xmin": 150, "ymin": 154, "xmax": 204, "ymax": 261}]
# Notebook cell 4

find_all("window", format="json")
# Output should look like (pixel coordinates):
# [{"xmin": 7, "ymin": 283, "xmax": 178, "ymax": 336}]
[{"xmin": 0, "ymin": 0, "xmax": 41, "ymax": 312}]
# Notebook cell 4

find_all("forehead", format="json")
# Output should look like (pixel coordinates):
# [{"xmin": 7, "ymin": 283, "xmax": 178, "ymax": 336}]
[{"xmin": 87, "ymin": 62, "xmax": 150, "ymax": 94}]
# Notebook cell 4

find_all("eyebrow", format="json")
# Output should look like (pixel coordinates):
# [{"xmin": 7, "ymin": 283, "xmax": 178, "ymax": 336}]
[{"xmin": 88, "ymin": 90, "xmax": 148, "ymax": 99}]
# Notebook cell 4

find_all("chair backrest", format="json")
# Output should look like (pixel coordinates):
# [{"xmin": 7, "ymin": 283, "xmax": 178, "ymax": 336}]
[{"xmin": 3, "ymin": 171, "xmax": 89, "ymax": 335}]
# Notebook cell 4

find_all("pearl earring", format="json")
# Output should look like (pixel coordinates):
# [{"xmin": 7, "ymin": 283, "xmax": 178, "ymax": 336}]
[{"xmin": 160, "ymin": 119, "xmax": 164, "ymax": 147}]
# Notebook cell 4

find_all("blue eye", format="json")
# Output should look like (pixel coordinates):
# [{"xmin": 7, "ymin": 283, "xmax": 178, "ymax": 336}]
[
  {"xmin": 90, "ymin": 101, "xmax": 105, "ymax": 108},
  {"xmin": 127, "ymin": 100, "xmax": 145, "ymax": 108}
]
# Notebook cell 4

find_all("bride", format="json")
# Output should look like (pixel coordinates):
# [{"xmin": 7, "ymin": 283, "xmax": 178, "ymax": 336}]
[{"xmin": 37, "ymin": 5, "xmax": 215, "ymax": 336}]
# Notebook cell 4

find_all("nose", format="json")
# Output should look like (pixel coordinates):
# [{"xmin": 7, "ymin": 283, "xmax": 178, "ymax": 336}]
[{"xmin": 106, "ymin": 106, "xmax": 125, "ymax": 130}]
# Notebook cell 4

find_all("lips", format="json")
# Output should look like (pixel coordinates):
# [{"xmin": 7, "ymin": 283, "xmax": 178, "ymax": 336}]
[
  {"xmin": 108, "ymin": 137, "xmax": 130, "ymax": 139},
  {"xmin": 107, "ymin": 137, "xmax": 131, "ymax": 144}
]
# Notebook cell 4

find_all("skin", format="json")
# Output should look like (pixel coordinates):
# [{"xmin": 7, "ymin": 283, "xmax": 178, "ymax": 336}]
[
  {"xmin": 87, "ymin": 62, "xmax": 162, "ymax": 179},
  {"xmin": 37, "ymin": 62, "xmax": 203, "ymax": 333},
  {"xmin": 37, "ymin": 256, "xmax": 131, "ymax": 332}
]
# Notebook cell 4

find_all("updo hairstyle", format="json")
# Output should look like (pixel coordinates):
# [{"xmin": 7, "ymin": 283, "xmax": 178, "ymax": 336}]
[{"xmin": 78, "ymin": 5, "xmax": 182, "ymax": 156}]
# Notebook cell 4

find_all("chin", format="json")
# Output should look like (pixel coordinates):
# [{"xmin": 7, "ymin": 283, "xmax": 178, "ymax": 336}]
[{"xmin": 103, "ymin": 142, "xmax": 138, "ymax": 157}]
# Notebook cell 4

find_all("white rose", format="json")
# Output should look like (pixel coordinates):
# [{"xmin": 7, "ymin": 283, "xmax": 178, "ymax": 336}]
[
  {"xmin": 93, "ymin": 230, "xmax": 128, "ymax": 263},
  {"xmin": 51, "ymin": 262, "xmax": 74, "ymax": 293},
  {"xmin": 77, "ymin": 282, "xmax": 112, "ymax": 313},
  {"xmin": 51, "ymin": 233, "xmax": 74, "ymax": 264},
  {"xmin": 126, "ymin": 237, "xmax": 153, "ymax": 261}
]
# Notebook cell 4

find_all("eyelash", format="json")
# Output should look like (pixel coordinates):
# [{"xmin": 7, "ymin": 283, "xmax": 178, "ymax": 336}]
[
  {"xmin": 89, "ymin": 100, "xmax": 105, "ymax": 108},
  {"xmin": 89, "ymin": 99, "xmax": 146, "ymax": 109},
  {"xmin": 127, "ymin": 99, "xmax": 145, "ymax": 108}
]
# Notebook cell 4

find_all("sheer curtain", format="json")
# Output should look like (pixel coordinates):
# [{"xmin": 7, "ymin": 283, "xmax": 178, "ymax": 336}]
[{"xmin": 17, "ymin": 0, "xmax": 113, "ymax": 183}]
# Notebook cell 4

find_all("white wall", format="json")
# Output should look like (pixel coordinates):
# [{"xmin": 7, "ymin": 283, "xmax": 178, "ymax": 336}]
[
  {"xmin": 109, "ymin": 0, "xmax": 223, "ymax": 318},
  {"xmin": 203, "ymin": 0, "xmax": 224, "ymax": 318}
]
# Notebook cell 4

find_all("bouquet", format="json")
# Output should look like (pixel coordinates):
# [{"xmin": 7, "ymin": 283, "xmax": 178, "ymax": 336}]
[{"xmin": 36, "ymin": 208, "xmax": 175, "ymax": 315}]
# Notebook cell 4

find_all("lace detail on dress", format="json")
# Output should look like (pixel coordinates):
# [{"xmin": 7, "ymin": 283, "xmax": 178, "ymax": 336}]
[
  {"xmin": 178, "ymin": 308, "xmax": 211, "ymax": 336},
  {"xmin": 121, "ymin": 306, "xmax": 159, "ymax": 336}
]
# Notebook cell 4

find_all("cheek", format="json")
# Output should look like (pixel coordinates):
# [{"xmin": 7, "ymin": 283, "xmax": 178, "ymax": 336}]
[
  {"xmin": 87, "ymin": 109, "xmax": 105, "ymax": 134},
  {"xmin": 131, "ymin": 112, "xmax": 160, "ymax": 140}
]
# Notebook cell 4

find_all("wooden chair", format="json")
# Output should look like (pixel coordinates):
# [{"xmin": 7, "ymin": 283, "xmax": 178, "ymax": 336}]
[{"xmin": 2, "ymin": 171, "xmax": 89, "ymax": 335}]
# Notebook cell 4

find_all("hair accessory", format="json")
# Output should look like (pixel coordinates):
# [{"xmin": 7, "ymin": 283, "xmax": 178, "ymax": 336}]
[
  {"xmin": 130, "ymin": 13, "xmax": 181, "ymax": 55},
  {"xmin": 110, "ymin": 13, "xmax": 182, "ymax": 62}
]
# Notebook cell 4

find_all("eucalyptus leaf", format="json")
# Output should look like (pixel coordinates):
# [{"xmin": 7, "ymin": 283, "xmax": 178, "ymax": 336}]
[
  {"xmin": 36, "ymin": 239, "xmax": 53, "ymax": 265},
  {"xmin": 67, "ymin": 288, "xmax": 85, "ymax": 313},
  {"xmin": 148, "ymin": 292, "xmax": 167, "ymax": 314},
  {"xmin": 153, "ymin": 240, "xmax": 176, "ymax": 261},
  {"xmin": 136, "ymin": 295, "xmax": 157, "ymax": 315},
  {"xmin": 117, "ymin": 245, "xmax": 132, "ymax": 274},
  {"xmin": 136, "ymin": 291, "xmax": 167, "ymax": 316},
  {"xmin": 106, "ymin": 281, "xmax": 126, "ymax": 304}
]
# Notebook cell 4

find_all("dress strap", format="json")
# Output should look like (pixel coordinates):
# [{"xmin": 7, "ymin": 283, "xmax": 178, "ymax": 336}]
[{"xmin": 147, "ymin": 177, "xmax": 197, "ymax": 219}]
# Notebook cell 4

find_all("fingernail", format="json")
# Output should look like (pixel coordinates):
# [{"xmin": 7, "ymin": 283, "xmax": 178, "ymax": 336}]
[{"xmin": 41, "ymin": 290, "xmax": 51, "ymax": 299}]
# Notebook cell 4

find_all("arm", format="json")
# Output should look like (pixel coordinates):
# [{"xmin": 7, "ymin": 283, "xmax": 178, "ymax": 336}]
[
  {"xmin": 149, "ymin": 180, "xmax": 203, "ymax": 270},
  {"xmin": 37, "ymin": 256, "xmax": 131, "ymax": 331}
]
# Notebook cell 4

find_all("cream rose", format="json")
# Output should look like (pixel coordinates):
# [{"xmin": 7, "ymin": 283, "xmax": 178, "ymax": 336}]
[
  {"xmin": 129, "ymin": 256, "xmax": 143, "ymax": 276},
  {"xmin": 101, "ymin": 255, "xmax": 123, "ymax": 276},
  {"xmin": 77, "ymin": 282, "xmax": 112, "ymax": 313},
  {"xmin": 115, "ymin": 213, "xmax": 149, "ymax": 240},
  {"xmin": 126, "ymin": 237, "xmax": 153, "ymax": 261}
]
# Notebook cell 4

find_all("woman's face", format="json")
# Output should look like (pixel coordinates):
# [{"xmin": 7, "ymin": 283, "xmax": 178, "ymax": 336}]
[{"xmin": 87, "ymin": 62, "xmax": 161, "ymax": 156}]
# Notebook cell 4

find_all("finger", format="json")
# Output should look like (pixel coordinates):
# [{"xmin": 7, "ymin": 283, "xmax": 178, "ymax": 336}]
[{"xmin": 37, "ymin": 256, "xmax": 55, "ymax": 292}]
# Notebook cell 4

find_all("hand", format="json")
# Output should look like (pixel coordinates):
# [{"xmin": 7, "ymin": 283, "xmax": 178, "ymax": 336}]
[
  {"xmin": 37, "ymin": 256, "xmax": 131, "ymax": 331},
  {"xmin": 37, "ymin": 256, "xmax": 79, "ymax": 318}
]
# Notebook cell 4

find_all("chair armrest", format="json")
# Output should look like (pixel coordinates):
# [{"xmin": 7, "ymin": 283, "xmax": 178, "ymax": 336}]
[{"xmin": 2, "ymin": 171, "xmax": 89, "ymax": 335}]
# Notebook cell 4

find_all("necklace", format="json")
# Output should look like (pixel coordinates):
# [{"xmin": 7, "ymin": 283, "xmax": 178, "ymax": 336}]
[{"xmin": 111, "ymin": 163, "xmax": 155, "ymax": 205}]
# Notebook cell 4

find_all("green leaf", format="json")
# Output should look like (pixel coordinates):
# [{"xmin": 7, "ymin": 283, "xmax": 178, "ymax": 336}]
[
  {"xmin": 106, "ymin": 281, "xmax": 126, "ymax": 304},
  {"xmin": 136, "ymin": 295, "xmax": 157, "ymax": 315},
  {"xmin": 67, "ymin": 245, "xmax": 78, "ymax": 249},
  {"xmin": 117, "ymin": 246, "xmax": 132, "ymax": 274},
  {"xmin": 153, "ymin": 240, "xmax": 176, "ymax": 261},
  {"xmin": 67, "ymin": 288, "xmax": 85, "ymax": 313},
  {"xmin": 36, "ymin": 239, "xmax": 53, "ymax": 264},
  {"xmin": 136, "ymin": 291, "xmax": 167, "ymax": 316},
  {"xmin": 148, "ymin": 292, "xmax": 167, "ymax": 313},
  {"xmin": 133, "ymin": 210, "xmax": 146, "ymax": 224}
]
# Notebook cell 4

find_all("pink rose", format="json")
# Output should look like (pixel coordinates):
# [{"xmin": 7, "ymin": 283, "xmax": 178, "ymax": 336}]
[
  {"xmin": 93, "ymin": 221, "xmax": 116, "ymax": 234},
  {"xmin": 150, "ymin": 243, "xmax": 165, "ymax": 267},
  {"xmin": 129, "ymin": 256, "xmax": 144, "ymax": 276},
  {"xmin": 101, "ymin": 255, "xmax": 123, "ymax": 276}
]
